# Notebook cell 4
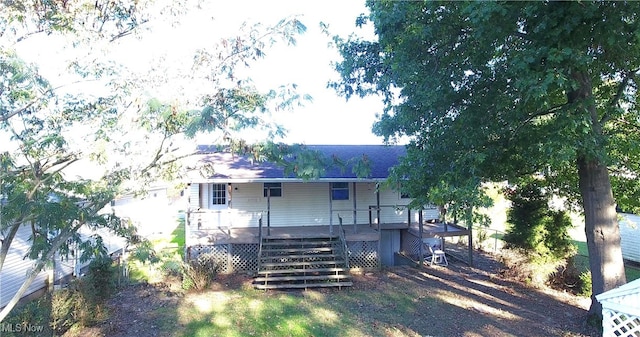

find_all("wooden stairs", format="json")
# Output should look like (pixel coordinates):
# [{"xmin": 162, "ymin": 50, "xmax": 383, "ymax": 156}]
[{"xmin": 254, "ymin": 234, "xmax": 352, "ymax": 290}]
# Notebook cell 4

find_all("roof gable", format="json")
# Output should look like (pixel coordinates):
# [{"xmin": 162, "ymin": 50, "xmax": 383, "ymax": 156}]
[{"xmin": 193, "ymin": 145, "xmax": 406, "ymax": 182}]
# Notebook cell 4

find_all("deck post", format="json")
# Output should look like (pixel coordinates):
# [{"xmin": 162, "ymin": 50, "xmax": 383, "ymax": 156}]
[
  {"xmin": 375, "ymin": 184, "xmax": 380, "ymax": 228},
  {"xmin": 184, "ymin": 209, "xmax": 190, "ymax": 261},
  {"xmin": 352, "ymin": 182, "xmax": 357, "ymax": 234},
  {"xmin": 376, "ymin": 183, "xmax": 382, "ymax": 269},
  {"xmin": 468, "ymin": 223, "xmax": 473, "ymax": 267},
  {"xmin": 329, "ymin": 184, "xmax": 333, "ymax": 235},
  {"xmin": 418, "ymin": 208, "xmax": 424, "ymax": 265},
  {"xmin": 267, "ymin": 187, "xmax": 271, "ymax": 236}
]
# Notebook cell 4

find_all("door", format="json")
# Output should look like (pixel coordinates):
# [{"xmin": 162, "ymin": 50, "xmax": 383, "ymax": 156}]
[{"xmin": 209, "ymin": 183, "xmax": 230, "ymax": 228}]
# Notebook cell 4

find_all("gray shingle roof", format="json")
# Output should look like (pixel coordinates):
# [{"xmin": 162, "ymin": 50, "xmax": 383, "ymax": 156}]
[{"xmin": 193, "ymin": 145, "xmax": 406, "ymax": 181}]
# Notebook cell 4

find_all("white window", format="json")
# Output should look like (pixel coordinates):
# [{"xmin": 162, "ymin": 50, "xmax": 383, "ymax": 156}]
[
  {"xmin": 263, "ymin": 183, "xmax": 282, "ymax": 197},
  {"xmin": 211, "ymin": 183, "xmax": 227, "ymax": 206},
  {"xmin": 331, "ymin": 182, "xmax": 349, "ymax": 200}
]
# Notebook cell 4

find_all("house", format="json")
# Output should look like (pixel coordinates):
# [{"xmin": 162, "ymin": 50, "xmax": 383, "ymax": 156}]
[
  {"xmin": 109, "ymin": 184, "xmax": 183, "ymax": 237},
  {"xmin": 1, "ymin": 220, "xmax": 126, "ymax": 309},
  {"xmin": 619, "ymin": 213, "xmax": 640, "ymax": 263},
  {"xmin": 184, "ymin": 145, "xmax": 472, "ymax": 288}
]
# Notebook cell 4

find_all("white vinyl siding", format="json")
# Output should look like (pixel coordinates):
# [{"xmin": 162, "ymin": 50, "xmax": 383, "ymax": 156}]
[
  {"xmin": 0, "ymin": 224, "xmax": 49, "ymax": 309},
  {"xmin": 620, "ymin": 213, "xmax": 640, "ymax": 263},
  {"xmin": 1, "ymin": 223, "xmax": 126, "ymax": 309},
  {"xmin": 189, "ymin": 184, "xmax": 200, "ymax": 209},
  {"xmin": 198, "ymin": 182, "xmax": 428, "ymax": 228}
]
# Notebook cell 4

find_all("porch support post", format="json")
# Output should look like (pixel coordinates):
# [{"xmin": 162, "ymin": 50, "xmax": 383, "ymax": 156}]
[
  {"xmin": 329, "ymin": 183, "xmax": 333, "ymax": 235},
  {"xmin": 376, "ymin": 183, "xmax": 381, "ymax": 269},
  {"xmin": 352, "ymin": 182, "xmax": 357, "ymax": 233},
  {"xmin": 267, "ymin": 188, "xmax": 271, "ymax": 236},
  {"xmin": 468, "ymin": 223, "xmax": 473, "ymax": 267},
  {"xmin": 185, "ymin": 209, "xmax": 190, "ymax": 260},
  {"xmin": 418, "ymin": 208, "xmax": 424, "ymax": 265},
  {"xmin": 375, "ymin": 183, "xmax": 380, "ymax": 228}
]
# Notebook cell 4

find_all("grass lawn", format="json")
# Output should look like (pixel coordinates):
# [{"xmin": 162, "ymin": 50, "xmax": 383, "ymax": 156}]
[
  {"xmin": 101, "ymin": 268, "xmax": 594, "ymax": 337},
  {"xmin": 128, "ymin": 218, "xmax": 186, "ymax": 283},
  {"xmin": 572, "ymin": 240, "xmax": 640, "ymax": 282}
]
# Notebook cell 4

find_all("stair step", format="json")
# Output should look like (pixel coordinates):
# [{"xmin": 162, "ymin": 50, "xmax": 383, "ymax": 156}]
[
  {"xmin": 256, "ymin": 233, "xmax": 351, "ymax": 290},
  {"xmin": 260, "ymin": 247, "xmax": 334, "ymax": 253},
  {"xmin": 254, "ymin": 281, "xmax": 353, "ymax": 290},
  {"xmin": 257, "ymin": 267, "xmax": 349, "ymax": 275},
  {"xmin": 260, "ymin": 260, "xmax": 345, "ymax": 268},
  {"xmin": 260, "ymin": 253, "xmax": 340, "ymax": 261},
  {"xmin": 264, "ymin": 235, "xmax": 338, "ymax": 240},
  {"xmin": 262, "ymin": 240, "xmax": 337, "ymax": 247},
  {"xmin": 254, "ymin": 274, "xmax": 350, "ymax": 283}
]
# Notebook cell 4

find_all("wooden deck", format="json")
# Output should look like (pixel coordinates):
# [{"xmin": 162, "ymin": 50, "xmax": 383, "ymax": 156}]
[
  {"xmin": 408, "ymin": 221, "xmax": 470, "ymax": 238},
  {"xmin": 187, "ymin": 221, "xmax": 470, "ymax": 246},
  {"xmin": 187, "ymin": 224, "xmax": 380, "ymax": 246}
]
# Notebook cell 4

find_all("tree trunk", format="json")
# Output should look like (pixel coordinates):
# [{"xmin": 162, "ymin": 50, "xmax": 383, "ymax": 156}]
[
  {"xmin": 0, "ymin": 222, "xmax": 81, "ymax": 322},
  {"xmin": 0, "ymin": 222, "xmax": 21, "ymax": 271},
  {"xmin": 568, "ymin": 70, "xmax": 626, "ymax": 320},
  {"xmin": 577, "ymin": 156, "xmax": 626, "ymax": 319}
]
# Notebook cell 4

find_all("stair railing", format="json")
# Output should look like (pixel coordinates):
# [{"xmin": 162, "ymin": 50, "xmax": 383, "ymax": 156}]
[
  {"xmin": 337, "ymin": 214, "xmax": 350, "ymax": 269},
  {"xmin": 257, "ymin": 214, "xmax": 263, "ymax": 272}
]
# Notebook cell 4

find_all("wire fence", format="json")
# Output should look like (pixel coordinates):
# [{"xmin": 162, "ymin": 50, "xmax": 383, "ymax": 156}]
[
  {"xmin": 471, "ymin": 225, "xmax": 507, "ymax": 255},
  {"xmin": 468, "ymin": 225, "xmax": 640, "ymax": 281}
]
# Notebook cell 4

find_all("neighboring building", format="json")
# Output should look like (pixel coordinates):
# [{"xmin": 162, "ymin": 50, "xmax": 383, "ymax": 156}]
[
  {"xmin": 109, "ymin": 184, "xmax": 182, "ymax": 237},
  {"xmin": 619, "ymin": 213, "xmax": 640, "ymax": 263},
  {"xmin": 0, "ymin": 222, "xmax": 126, "ymax": 309},
  {"xmin": 185, "ymin": 145, "xmax": 471, "ymax": 280}
]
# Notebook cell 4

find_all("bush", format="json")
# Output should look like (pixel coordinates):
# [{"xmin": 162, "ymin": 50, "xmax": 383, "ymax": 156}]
[
  {"xmin": 578, "ymin": 270, "xmax": 592, "ymax": 297},
  {"xmin": 503, "ymin": 180, "xmax": 547, "ymax": 251},
  {"xmin": 2, "ymin": 295, "xmax": 53, "ymax": 336},
  {"xmin": 50, "ymin": 288, "xmax": 75, "ymax": 333},
  {"xmin": 500, "ymin": 248, "xmax": 566, "ymax": 287},
  {"xmin": 181, "ymin": 253, "xmax": 219, "ymax": 291},
  {"xmin": 85, "ymin": 255, "xmax": 118, "ymax": 303},
  {"xmin": 503, "ymin": 179, "xmax": 574, "ymax": 260},
  {"xmin": 50, "ymin": 256, "xmax": 117, "ymax": 332}
]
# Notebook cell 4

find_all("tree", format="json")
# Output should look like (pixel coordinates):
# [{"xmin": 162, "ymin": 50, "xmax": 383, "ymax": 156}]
[
  {"xmin": 1, "ymin": 0, "xmax": 308, "ymax": 320},
  {"xmin": 332, "ymin": 1, "xmax": 640, "ymax": 319}
]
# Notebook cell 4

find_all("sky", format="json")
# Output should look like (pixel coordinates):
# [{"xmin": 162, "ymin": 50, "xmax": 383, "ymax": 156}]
[
  {"xmin": 13, "ymin": 1, "xmax": 387, "ymax": 146},
  {"xmin": 145, "ymin": 0, "xmax": 386, "ymax": 145}
]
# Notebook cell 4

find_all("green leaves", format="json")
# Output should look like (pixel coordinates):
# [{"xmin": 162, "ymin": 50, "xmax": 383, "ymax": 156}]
[{"xmin": 334, "ymin": 1, "xmax": 640, "ymax": 210}]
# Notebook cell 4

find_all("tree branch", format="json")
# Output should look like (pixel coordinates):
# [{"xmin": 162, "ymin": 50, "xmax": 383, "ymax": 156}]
[
  {"xmin": 513, "ymin": 103, "xmax": 567, "ymax": 135},
  {"xmin": 600, "ymin": 69, "xmax": 639, "ymax": 125}
]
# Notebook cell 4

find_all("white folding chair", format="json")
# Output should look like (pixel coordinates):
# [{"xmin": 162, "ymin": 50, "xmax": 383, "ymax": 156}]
[{"xmin": 422, "ymin": 237, "xmax": 448, "ymax": 266}]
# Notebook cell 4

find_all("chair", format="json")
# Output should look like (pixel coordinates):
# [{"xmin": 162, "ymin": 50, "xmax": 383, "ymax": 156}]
[{"xmin": 422, "ymin": 237, "xmax": 448, "ymax": 266}]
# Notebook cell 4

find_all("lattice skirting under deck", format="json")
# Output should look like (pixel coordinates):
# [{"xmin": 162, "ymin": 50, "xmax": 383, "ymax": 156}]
[
  {"xmin": 602, "ymin": 308, "xmax": 640, "ymax": 337},
  {"xmin": 187, "ymin": 243, "xmax": 259, "ymax": 273},
  {"xmin": 400, "ymin": 230, "xmax": 423, "ymax": 260},
  {"xmin": 347, "ymin": 241, "xmax": 379, "ymax": 270},
  {"xmin": 187, "ymin": 240, "xmax": 379, "ymax": 273}
]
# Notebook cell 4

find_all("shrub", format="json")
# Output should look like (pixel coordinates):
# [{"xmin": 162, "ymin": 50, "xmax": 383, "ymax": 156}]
[
  {"xmin": 85, "ymin": 255, "xmax": 118, "ymax": 303},
  {"xmin": 503, "ymin": 179, "xmax": 574, "ymax": 260},
  {"xmin": 578, "ymin": 270, "xmax": 592, "ymax": 297},
  {"xmin": 503, "ymin": 180, "xmax": 547, "ymax": 251},
  {"xmin": 50, "ymin": 256, "xmax": 117, "ymax": 332},
  {"xmin": 2, "ymin": 295, "xmax": 53, "ymax": 336},
  {"xmin": 50, "ymin": 288, "xmax": 76, "ymax": 333},
  {"xmin": 181, "ymin": 253, "xmax": 219, "ymax": 291}
]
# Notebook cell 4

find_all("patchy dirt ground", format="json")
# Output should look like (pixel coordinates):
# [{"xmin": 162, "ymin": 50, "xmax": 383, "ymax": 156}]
[{"xmin": 65, "ymin": 248, "xmax": 600, "ymax": 337}]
